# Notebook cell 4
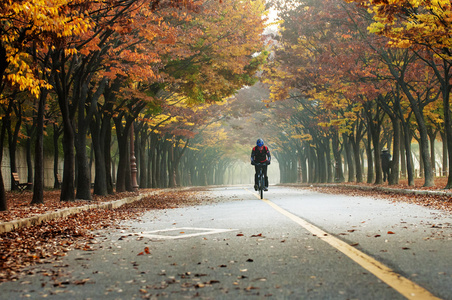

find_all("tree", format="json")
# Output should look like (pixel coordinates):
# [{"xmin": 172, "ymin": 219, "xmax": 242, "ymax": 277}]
[
  {"xmin": 345, "ymin": 0, "xmax": 452, "ymax": 187},
  {"xmin": 0, "ymin": 0, "xmax": 91, "ymax": 210}
]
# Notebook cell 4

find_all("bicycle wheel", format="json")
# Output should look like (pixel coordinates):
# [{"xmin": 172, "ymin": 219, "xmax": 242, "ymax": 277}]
[{"xmin": 259, "ymin": 173, "xmax": 264, "ymax": 199}]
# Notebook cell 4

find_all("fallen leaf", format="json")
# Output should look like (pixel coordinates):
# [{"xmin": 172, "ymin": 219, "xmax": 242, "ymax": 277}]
[
  {"xmin": 251, "ymin": 233, "xmax": 263, "ymax": 237},
  {"xmin": 208, "ymin": 280, "xmax": 220, "ymax": 284},
  {"xmin": 74, "ymin": 279, "xmax": 90, "ymax": 285},
  {"xmin": 387, "ymin": 231, "xmax": 395, "ymax": 234}
]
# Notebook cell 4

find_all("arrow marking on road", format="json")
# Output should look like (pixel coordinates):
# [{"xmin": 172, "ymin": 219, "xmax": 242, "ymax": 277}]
[
  {"xmin": 247, "ymin": 189, "xmax": 441, "ymax": 300},
  {"xmin": 131, "ymin": 227, "xmax": 237, "ymax": 240}
]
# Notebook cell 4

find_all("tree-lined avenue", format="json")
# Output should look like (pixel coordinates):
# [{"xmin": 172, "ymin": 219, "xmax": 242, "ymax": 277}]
[{"xmin": 1, "ymin": 186, "xmax": 451, "ymax": 299}]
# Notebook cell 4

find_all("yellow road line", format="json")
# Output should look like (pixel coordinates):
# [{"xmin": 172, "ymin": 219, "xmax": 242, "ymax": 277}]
[{"xmin": 252, "ymin": 192, "xmax": 441, "ymax": 300}]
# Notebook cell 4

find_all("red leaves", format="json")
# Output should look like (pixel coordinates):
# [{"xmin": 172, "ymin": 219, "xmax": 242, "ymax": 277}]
[
  {"xmin": 137, "ymin": 247, "xmax": 151, "ymax": 256},
  {"xmin": 0, "ymin": 189, "xmax": 211, "ymax": 282}
]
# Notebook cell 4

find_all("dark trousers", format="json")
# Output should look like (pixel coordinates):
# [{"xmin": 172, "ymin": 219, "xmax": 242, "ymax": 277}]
[
  {"xmin": 255, "ymin": 165, "xmax": 268, "ymax": 187},
  {"xmin": 382, "ymin": 165, "xmax": 390, "ymax": 182}
]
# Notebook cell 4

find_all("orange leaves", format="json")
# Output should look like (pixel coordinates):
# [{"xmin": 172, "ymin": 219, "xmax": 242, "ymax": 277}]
[
  {"xmin": 1, "ymin": 0, "xmax": 93, "ymax": 97},
  {"xmin": 355, "ymin": 0, "xmax": 452, "ymax": 55},
  {"xmin": 137, "ymin": 247, "xmax": 151, "ymax": 256},
  {"xmin": 166, "ymin": 0, "xmax": 267, "ymax": 103},
  {"xmin": 0, "ymin": 189, "xmax": 211, "ymax": 282}
]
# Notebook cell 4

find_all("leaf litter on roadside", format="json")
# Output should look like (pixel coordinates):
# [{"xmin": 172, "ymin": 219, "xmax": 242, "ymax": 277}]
[
  {"xmin": 307, "ymin": 177, "xmax": 452, "ymax": 213},
  {"xmin": 0, "ymin": 189, "xmax": 215, "ymax": 282}
]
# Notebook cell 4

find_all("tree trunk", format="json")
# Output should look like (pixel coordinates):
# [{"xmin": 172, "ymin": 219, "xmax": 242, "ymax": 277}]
[
  {"xmin": 402, "ymin": 122, "xmax": 414, "ymax": 186},
  {"xmin": 53, "ymin": 124, "xmax": 62, "ymax": 189},
  {"xmin": 74, "ymin": 77, "xmax": 106, "ymax": 200},
  {"xmin": 343, "ymin": 133, "xmax": 355, "ymax": 182},
  {"xmin": 394, "ymin": 71, "xmax": 434, "ymax": 186},
  {"xmin": 75, "ymin": 126, "xmax": 92, "ymax": 200},
  {"xmin": 31, "ymin": 90, "xmax": 48, "ymax": 204},
  {"xmin": 54, "ymin": 50, "xmax": 76, "ymax": 202},
  {"xmin": 115, "ymin": 126, "xmax": 129, "ymax": 192},
  {"xmin": 90, "ymin": 114, "xmax": 108, "ymax": 196},
  {"xmin": 388, "ymin": 118, "xmax": 400, "ymax": 185},
  {"xmin": 8, "ymin": 102, "xmax": 22, "ymax": 191},
  {"xmin": 59, "ymin": 107, "xmax": 76, "ymax": 202},
  {"xmin": 365, "ymin": 132, "xmax": 374, "ymax": 183},
  {"xmin": 317, "ymin": 143, "xmax": 327, "ymax": 183},
  {"xmin": 351, "ymin": 124, "xmax": 363, "ymax": 183},
  {"xmin": 444, "ymin": 90, "xmax": 452, "ymax": 187},
  {"xmin": 326, "ymin": 139, "xmax": 333, "ymax": 183},
  {"xmin": 25, "ymin": 127, "xmax": 34, "ymax": 189},
  {"xmin": 139, "ymin": 127, "xmax": 148, "ymax": 188},
  {"xmin": 307, "ymin": 147, "xmax": 315, "ymax": 183},
  {"xmin": 440, "ymin": 131, "xmax": 447, "ymax": 177},
  {"xmin": 400, "ymin": 131, "xmax": 406, "ymax": 179},
  {"xmin": 300, "ymin": 143, "xmax": 308, "ymax": 183},
  {"xmin": 0, "ymin": 171, "xmax": 5, "ymax": 211},
  {"xmin": 332, "ymin": 130, "xmax": 345, "ymax": 182},
  {"xmin": 0, "ymin": 105, "xmax": 8, "ymax": 211},
  {"xmin": 428, "ymin": 129, "xmax": 437, "ymax": 177}
]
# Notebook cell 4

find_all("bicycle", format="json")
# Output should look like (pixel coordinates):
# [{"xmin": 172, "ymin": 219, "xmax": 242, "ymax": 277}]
[{"xmin": 254, "ymin": 162, "xmax": 267, "ymax": 199}]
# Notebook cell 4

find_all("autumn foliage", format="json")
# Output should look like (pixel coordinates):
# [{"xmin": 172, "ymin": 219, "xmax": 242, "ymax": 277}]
[
  {"xmin": 0, "ymin": 0, "xmax": 269, "ymax": 210},
  {"xmin": 263, "ymin": 0, "xmax": 452, "ymax": 188}
]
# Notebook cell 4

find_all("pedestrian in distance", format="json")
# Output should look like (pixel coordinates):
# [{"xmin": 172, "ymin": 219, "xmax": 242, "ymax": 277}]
[{"xmin": 381, "ymin": 148, "xmax": 391, "ymax": 182}]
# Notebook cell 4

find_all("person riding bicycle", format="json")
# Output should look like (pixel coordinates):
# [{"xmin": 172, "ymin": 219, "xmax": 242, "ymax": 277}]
[{"xmin": 251, "ymin": 138, "xmax": 271, "ymax": 191}]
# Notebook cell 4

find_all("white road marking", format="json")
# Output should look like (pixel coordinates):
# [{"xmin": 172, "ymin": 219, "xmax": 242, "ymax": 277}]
[{"xmin": 132, "ymin": 227, "xmax": 237, "ymax": 240}]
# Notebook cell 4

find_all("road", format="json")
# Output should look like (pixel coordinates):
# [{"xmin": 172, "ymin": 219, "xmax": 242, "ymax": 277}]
[{"xmin": 1, "ymin": 186, "xmax": 452, "ymax": 299}]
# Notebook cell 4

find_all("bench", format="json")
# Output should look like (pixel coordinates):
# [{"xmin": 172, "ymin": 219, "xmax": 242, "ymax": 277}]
[{"xmin": 12, "ymin": 172, "xmax": 31, "ymax": 192}]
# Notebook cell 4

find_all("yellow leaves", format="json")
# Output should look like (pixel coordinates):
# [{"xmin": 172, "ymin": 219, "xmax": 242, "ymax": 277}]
[
  {"xmin": 64, "ymin": 48, "xmax": 78, "ymax": 56},
  {"xmin": 1, "ymin": 0, "xmax": 92, "ymax": 97},
  {"xmin": 359, "ymin": 0, "xmax": 452, "ymax": 54},
  {"xmin": 368, "ymin": 22, "xmax": 385, "ymax": 34},
  {"xmin": 391, "ymin": 39, "xmax": 412, "ymax": 48},
  {"xmin": 291, "ymin": 134, "xmax": 312, "ymax": 141}
]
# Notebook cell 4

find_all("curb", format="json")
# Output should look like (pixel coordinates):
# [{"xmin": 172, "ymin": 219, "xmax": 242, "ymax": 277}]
[
  {"xmin": 0, "ymin": 190, "xmax": 164, "ymax": 234},
  {"xmin": 281, "ymin": 183, "xmax": 452, "ymax": 198}
]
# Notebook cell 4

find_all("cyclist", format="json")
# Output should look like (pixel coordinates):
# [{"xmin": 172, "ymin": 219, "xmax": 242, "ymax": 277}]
[{"xmin": 251, "ymin": 138, "xmax": 271, "ymax": 191}]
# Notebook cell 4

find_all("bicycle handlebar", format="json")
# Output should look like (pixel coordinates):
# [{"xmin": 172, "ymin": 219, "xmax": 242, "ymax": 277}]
[{"xmin": 253, "ymin": 162, "xmax": 269, "ymax": 166}]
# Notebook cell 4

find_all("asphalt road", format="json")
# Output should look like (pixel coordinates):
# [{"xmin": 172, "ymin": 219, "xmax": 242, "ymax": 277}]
[{"xmin": 1, "ymin": 185, "xmax": 452, "ymax": 299}]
